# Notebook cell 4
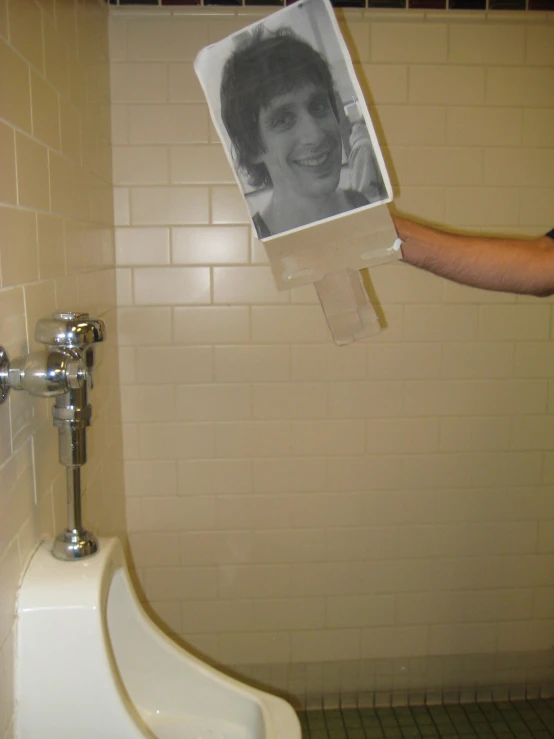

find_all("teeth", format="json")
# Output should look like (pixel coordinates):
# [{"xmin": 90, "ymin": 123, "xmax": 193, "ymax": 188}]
[{"xmin": 295, "ymin": 152, "xmax": 328, "ymax": 167}]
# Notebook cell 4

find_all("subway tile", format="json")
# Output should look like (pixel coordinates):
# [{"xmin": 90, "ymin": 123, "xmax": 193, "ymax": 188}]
[
  {"xmin": 111, "ymin": 105, "xmax": 128, "ymax": 145},
  {"xmin": 218, "ymin": 564, "xmax": 290, "ymax": 600},
  {"xmin": 125, "ymin": 461, "xmax": 178, "ymax": 498},
  {"xmin": 428, "ymin": 623, "xmax": 497, "ymax": 656},
  {"xmin": 211, "ymin": 187, "xmax": 250, "ymax": 225},
  {"xmin": 473, "ymin": 451, "xmax": 542, "ymax": 487},
  {"xmin": 391, "ymin": 187, "xmax": 446, "ymax": 224},
  {"xmin": 252, "ymin": 457, "xmax": 326, "ymax": 494},
  {"xmin": 129, "ymin": 104, "xmax": 208, "ymax": 145},
  {"xmin": 375, "ymin": 105, "xmax": 446, "ymax": 146},
  {"xmin": 29, "ymin": 70, "xmax": 60, "ymax": 151},
  {"xmin": 218, "ymin": 632, "xmax": 289, "ymax": 666},
  {"xmin": 168, "ymin": 62, "xmax": 205, "ymax": 102},
  {"xmin": 497, "ymin": 621, "xmax": 554, "ymax": 653},
  {"xmin": 359, "ymin": 63, "xmax": 408, "ymax": 105},
  {"xmin": 121, "ymin": 385, "xmax": 176, "ymax": 423},
  {"xmin": 390, "ymin": 147, "xmax": 483, "ymax": 187},
  {"xmin": 483, "ymin": 148, "xmax": 554, "ymax": 188},
  {"xmin": 0, "ymin": 121, "xmax": 16, "ymax": 205},
  {"xmin": 116, "ymin": 269, "xmax": 136, "ymax": 306},
  {"xmin": 214, "ymin": 421, "xmax": 292, "ymax": 458},
  {"xmin": 136, "ymin": 346, "xmax": 213, "ymax": 384},
  {"xmin": 138, "ymin": 423, "xmax": 215, "ymax": 460},
  {"xmin": 0, "ymin": 541, "xmax": 19, "ymax": 646},
  {"xmin": 403, "ymin": 305, "xmax": 479, "ymax": 342},
  {"xmin": 403, "ymin": 379, "xmax": 547, "ymax": 417},
  {"xmin": 15, "ymin": 133, "xmax": 50, "ymax": 211},
  {"xmin": 446, "ymin": 107, "xmax": 522, "ymax": 148},
  {"xmin": 291, "ymin": 629, "xmax": 361, "ymax": 662},
  {"xmin": 366, "ymin": 417, "xmax": 439, "ymax": 454},
  {"xmin": 0, "ymin": 287, "xmax": 26, "ymax": 358},
  {"xmin": 0, "ymin": 0, "xmax": 6, "ymax": 38},
  {"xmin": 178, "ymin": 459, "xmax": 252, "ymax": 495},
  {"xmin": 126, "ymin": 17, "xmax": 209, "ymax": 61},
  {"xmin": 111, "ymin": 62, "xmax": 168, "ymax": 103},
  {"xmin": 172, "ymin": 226, "xmax": 249, "ymax": 265},
  {"xmin": 117, "ymin": 307, "xmax": 172, "ymax": 346},
  {"xmin": 37, "ymin": 213, "xmax": 65, "ymax": 281},
  {"xmin": 291, "ymin": 420, "xmax": 366, "ymax": 455},
  {"xmin": 113, "ymin": 147, "xmax": 169, "ymax": 185},
  {"xmin": 515, "ymin": 342, "xmax": 554, "ymax": 378},
  {"xmin": 369, "ymin": 262, "xmax": 444, "ymax": 304},
  {"xmin": 511, "ymin": 415, "xmax": 554, "ymax": 451},
  {"xmin": 215, "ymin": 495, "xmax": 294, "ymax": 533},
  {"xmin": 252, "ymin": 306, "xmax": 329, "ymax": 343},
  {"xmin": 130, "ymin": 187, "xmax": 209, "ymax": 226},
  {"xmin": 520, "ymin": 188, "xmax": 554, "ymax": 226},
  {"xmin": 409, "ymin": 66, "xmax": 485, "ymax": 105},
  {"xmin": 142, "ymin": 564, "xmax": 217, "ymax": 601},
  {"xmin": 339, "ymin": 17, "xmax": 370, "ymax": 63},
  {"xmin": 7, "ymin": 0, "xmax": 44, "ymax": 72},
  {"xmin": 479, "ymin": 304, "xmax": 550, "ymax": 341},
  {"xmin": 116, "ymin": 227, "xmax": 170, "ymax": 265},
  {"xmin": 170, "ymin": 145, "xmax": 234, "ymax": 184},
  {"xmin": 445, "ymin": 187, "xmax": 520, "ymax": 229},
  {"xmin": 489, "ymin": 68, "xmax": 554, "ymax": 110},
  {"xmin": 181, "ymin": 599, "xmax": 254, "ymax": 635},
  {"xmin": 214, "ymin": 346, "xmax": 290, "ymax": 382},
  {"xmin": 371, "ymin": 22, "xmax": 447, "ymax": 63},
  {"xmin": 213, "ymin": 266, "xmax": 287, "ymax": 305},
  {"xmin": 175, "ymin": 384, "xmax": 251, "ymax": 422},
  {"xmin": 291, "ymin": 344, "xmax": 367, "ymax": 381},
  {"xmin": 525, "ymin": 26, "xmax": 554, "ymax": 66},
  {"xmin": 367, "ymin": 343, "xmax": 442, "ymax": 380},
  {"xmin": 43, "ymin": 16, "xmax": 69, "ymax": 100},
  {"xmin": 441, "ymin": 342, "xmax": 514, "ymax": 379},
  {"xmin": 0, "ymin": 206, "xmax": 38, "ymax": 287},
  {"xmin": 449, "ymin": 24, "xmax": 525, "ymax": 64},
  {"xmin": 327, "ymin": 594, "xmax": 394, "ymax": 629},
  {"xmin": 133, "ymin": 266, "xmax": 210, "ymax": 305},
  {"xmin": 173, "ymin": 306, "xmax": 249, "ymax": 344},
  {"xmin": 0, "ymin": 39, "xmax": 31, "ymax": 132},
  {"xmin": 59, "ymin": 97, "xmax": 81, "ymax": 164},
  {"xmin": 328, "ymin": 381, "xmax": 404, "ymax": 419},
  {"xmin": 252, "ymin": 383, "xmax": 326, "ymax": 420},
  {"xmin": 361, "ymin": 626, "xmax": 429, "ymax": 659},
  {"xmin": 113, "ymin": 188, "xmax": 130, "ymax": 226},
  {"xmin": 255, "ymin": 598, "xmax": 326, "ymax": 631},
  {"xmin": 439, "ymin": 417, "xmax": 511, "ymax": 452}
]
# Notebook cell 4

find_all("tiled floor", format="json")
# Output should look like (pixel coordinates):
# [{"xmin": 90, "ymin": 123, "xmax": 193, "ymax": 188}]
[{"xmin": 298, "ymin": 700, "xmax": 554, "ymax": 738}]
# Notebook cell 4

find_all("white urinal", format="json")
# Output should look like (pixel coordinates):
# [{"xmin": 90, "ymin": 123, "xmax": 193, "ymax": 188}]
[{"xmin": 15, "ymin": 537, "xmax": 301, "ymax": 739}]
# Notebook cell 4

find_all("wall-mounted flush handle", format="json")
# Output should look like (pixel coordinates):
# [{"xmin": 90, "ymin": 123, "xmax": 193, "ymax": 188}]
[
  {"xmin": 0, "ymin": 350, "xmax": 86, "ymax": 401},
  {"xmin": 0, "ymin": 312, "xmax": 104, "ymax": 405}
]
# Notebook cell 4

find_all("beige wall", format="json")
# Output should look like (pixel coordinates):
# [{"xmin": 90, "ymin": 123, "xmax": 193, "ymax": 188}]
[
  {"xmin": 0, "ymin": 1, "xmax": 124, "ymax": 735},
  {"xmin": 110, "ymin": 6, "xmax": 554, "ymax": 704}
]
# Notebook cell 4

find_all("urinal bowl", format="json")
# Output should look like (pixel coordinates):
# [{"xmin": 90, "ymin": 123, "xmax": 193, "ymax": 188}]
[{"xmin": 15, "ymin": 537, "xmax": 301, "ymax": 739}]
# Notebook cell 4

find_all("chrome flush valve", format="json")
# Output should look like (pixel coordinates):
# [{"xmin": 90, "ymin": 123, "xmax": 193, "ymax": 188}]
[{"xmin": 0, "ymin": 312, "xmax": 105, "ymax": 560}]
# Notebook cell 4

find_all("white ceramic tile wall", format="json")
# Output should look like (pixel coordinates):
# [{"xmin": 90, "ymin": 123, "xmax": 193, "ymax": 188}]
[
  {"xmin": 0, "ymin": 2, "xmax": 124, "ymax": 735},
  {"xmin": 110, "ymin": 6, "xmax": 554, "ymax": 700}
]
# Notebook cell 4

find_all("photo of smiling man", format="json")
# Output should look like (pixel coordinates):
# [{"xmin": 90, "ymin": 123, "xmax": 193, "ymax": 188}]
[{"xmin": 195, "ymin": 0, "xmax": 392, "ymax": 241}]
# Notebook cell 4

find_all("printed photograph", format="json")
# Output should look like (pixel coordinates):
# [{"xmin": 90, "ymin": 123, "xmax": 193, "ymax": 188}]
[{"xmin": 194, "ymin": 0, "xmax": 392, "ymax": 241}]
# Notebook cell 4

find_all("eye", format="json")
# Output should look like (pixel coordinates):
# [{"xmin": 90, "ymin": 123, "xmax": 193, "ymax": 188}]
[
  {"xmin": 310, "ymin": 95, "xmax": 332, "ymax": 117},
  {"xmin": 268, "ymin": 110, "xmax": 295, "ymax": 131}
]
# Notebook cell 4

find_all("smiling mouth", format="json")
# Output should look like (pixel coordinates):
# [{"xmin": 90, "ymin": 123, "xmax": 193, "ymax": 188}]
[{"xmin": 293, "ymin": 151, "xmax": 332, "ymax": 168}]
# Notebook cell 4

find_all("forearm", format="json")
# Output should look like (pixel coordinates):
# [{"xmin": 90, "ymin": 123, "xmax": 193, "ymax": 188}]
[{"xmin": 392, "ymin": 216, "xmax": 554, "ymax": 297}]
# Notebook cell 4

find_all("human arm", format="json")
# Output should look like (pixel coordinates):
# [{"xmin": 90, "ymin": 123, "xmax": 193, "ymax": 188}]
[{"xmin": 392, "ymin": 215, "xmax": 554, "ymax": 298}]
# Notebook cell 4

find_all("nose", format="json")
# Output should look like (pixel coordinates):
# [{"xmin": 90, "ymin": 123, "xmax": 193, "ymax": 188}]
[{"xmin": 296, "ymin": 110, "xmax": 327, "ymax": 147}]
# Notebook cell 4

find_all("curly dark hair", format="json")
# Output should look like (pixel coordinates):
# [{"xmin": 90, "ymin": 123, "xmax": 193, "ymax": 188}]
[{"xmin": 220, "ymin": 27, "xmax": 339, "ymax": 189}]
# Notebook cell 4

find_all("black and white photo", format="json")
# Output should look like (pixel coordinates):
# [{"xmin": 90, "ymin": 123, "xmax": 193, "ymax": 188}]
[{"xmin": 195, "ymin": 0, "xmax": 392, "ymax": 242}]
